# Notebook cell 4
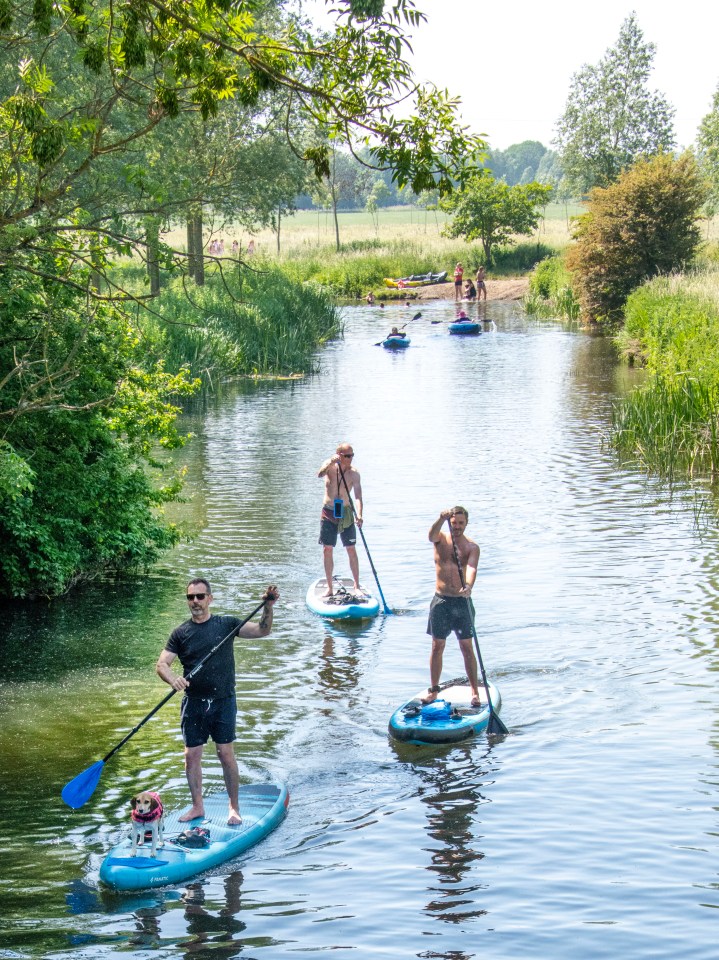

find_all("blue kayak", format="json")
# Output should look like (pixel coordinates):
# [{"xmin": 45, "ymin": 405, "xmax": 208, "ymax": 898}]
[
  {"xmin": 382, "ymin": 335, "xmax": 410, "ymax": 349},
  {"xmin": 306, "ymin": 577, "xmax": 380, "ymax": 620},
  {"xmin": 99, "ymin": 783, "xmax": 289, "ymax": 891},
  {"xmin": 448, "ymin": 321, "xmax": 481, "ymax": 335},
  {"xmin": 388, "ymin": 678, "xmax": 502, "ymax": 744}
]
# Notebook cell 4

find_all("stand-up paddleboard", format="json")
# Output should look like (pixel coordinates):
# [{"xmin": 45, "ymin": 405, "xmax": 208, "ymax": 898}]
[
  {"xmin": 99, "ymin": 783, "xmax": 289, "ymax": 891},
  {"xmin": 388, "ymin": 677, "xmax": 502, "ymax": 744},
  {"xmin": 306, "ymin": 577, "xmax": 380, "ymax": 620}
]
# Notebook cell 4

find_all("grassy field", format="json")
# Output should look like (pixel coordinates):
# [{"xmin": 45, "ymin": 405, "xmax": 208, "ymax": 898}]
[{"xmin": 163, "ymin": 202, "xmax": 588, "ymax": 259}]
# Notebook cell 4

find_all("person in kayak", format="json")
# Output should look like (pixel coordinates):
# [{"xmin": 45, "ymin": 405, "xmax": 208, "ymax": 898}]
[
  {"xmin": 423, "ymin": 507, "xmax": 481, "ymax": 707},
  {"xmin": 156, "ymin": 579, "xmax": 279, "ymax": 825},
  {"xmin": 388, "ymin": 327, "xmax": 406, "ymax": 338},
  {"xmin": 318, "ymin": 443, "xmax": 364, "ymax": 596}
]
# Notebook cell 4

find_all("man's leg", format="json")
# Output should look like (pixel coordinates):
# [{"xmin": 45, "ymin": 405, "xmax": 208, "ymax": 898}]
[
  {"xmin": 346, "ymin": 544, "xmax": 360, "ymax": 590},
  {"xmin": 216, "ymin": 741, "xmax": 241, "ymax": 825},
  {"xmin": 180, "ymin": 744, "xmax": 206, "ymax": 821},
  {"xmin": 459, "ymin": 636, "xmax": 481, "ymax": 705},
  {"xmin": 422, "ymin": 636, "xmax": 446, "ymax": 702},
  {"xmin": 323, "ymin": 545, "xmax": 335, "ymax": 595}
]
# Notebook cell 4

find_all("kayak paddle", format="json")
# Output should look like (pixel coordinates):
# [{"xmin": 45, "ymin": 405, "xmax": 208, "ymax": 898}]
[
  {"xmin": 446, "ymin": 518, "xmax": 509, "ymax": 735},
  {"xmin": 61, "ymin": 597, "xmax": 269, "ymax": 809},
  {"xmin": 337, "ymin": 461, "xmax": 392, "ymax": 614},
  {"xmin": 374, "ymin": 311, "xmax": 421, "ymax": 345}
]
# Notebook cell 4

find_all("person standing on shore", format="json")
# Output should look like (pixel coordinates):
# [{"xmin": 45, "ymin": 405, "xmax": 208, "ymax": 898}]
[
  {"xmin": 476, "ymin": 265, "xmax": 487, "ymax": 301},
  {"xmin": 453, "ymin": 262, "xmax": 464, "ymax": 302},
  {"xmin": 423, "ymin": 507, "xmax": 481, "ymax": 707}
]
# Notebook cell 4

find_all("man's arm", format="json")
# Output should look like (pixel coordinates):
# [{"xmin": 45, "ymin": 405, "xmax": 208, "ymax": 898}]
[
  {"xmin": 239, "ymin": 587, "xmax": 279, "ymax": 639},
  {"xmin": 156, "ymin": 649, "xmax": 189, "ymax": 691},
  {"xmin": 429, "ymin": 510, "xmax": 452, "ymax": 542},
  {"xmin": 318, "ymin": 455, "xmax": 338, "ymax": 478},
  {"xmin": 463, "ymin": 542, "xmax": 480, "ymax": 594},
  {"xmin": 352, "ymin": 472, "xmax": 363, "ymax": 525}
]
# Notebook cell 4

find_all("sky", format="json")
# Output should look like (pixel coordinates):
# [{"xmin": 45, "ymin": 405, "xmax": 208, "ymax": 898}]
[{"xmin": 302, "ymin": 0, "xmax": 719, "ymax": 151}]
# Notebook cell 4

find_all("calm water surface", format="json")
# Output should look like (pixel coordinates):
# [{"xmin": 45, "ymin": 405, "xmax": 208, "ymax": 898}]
[{"xmin": 2, "ymin": 302, "xmax": 718, "ymax": 959}]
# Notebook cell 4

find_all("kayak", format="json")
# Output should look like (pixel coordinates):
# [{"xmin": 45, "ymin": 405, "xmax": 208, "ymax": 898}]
[
  {"xmin": 382, "ymin": 335, "xmax": 410, "ymax": 349},
  {"xmin": 388, "ymin": 677, "xmax": 502, "ymax": 745},
  {"xmin": 99, "ymin": 783, "xmax": 289, "ymax": 891},
  {"xmin": 448, "ymin": 321, "xmax": 481, "ymax": 335},
  {"xmin": 306, "ymin": 577, "xmax": 380, "ymax": 620},
  {"xmin": 383, "ymin": 271, "xmax": 447, "ymax": 289}
]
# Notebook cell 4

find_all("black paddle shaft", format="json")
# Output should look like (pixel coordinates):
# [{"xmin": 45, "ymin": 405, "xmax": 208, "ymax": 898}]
[
  {"xmin": 336, "ymin": 461, "xmax": 391, "ymax": 614},
  {"xmin": 446, "ymin": 518, "xmax": 509, "ymax": 734},
  {"xmin": 102, "ymin": 597, "xmax": 268, "ymax": 763}
]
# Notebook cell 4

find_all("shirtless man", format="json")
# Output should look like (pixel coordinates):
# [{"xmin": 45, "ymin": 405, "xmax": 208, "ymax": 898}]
[
  {"xmin": 476, "ymin": 266, "xmax": 487, "ymax": 301},
  {"xmin": 317, "ymin": 443, "xmax": 363, "ymax": 596},
  {"xmin": 423, "ymin": 507, "xmax": 481, "ymax": 706}
]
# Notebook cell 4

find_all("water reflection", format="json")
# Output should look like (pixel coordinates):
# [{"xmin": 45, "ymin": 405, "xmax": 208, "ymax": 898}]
[{"xmin": 392, "ymin": 743, "xmax": 493, "ymax": 927}]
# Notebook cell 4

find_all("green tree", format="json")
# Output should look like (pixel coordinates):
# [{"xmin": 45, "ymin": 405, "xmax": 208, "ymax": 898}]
[
  {"xmin": 440, "ymin": 172, "xmax": 552, "ymax": 265},
  {"xmin": 566, "ymin": 153, "xmax": 706, "ymax": 328},
  {"xmin": 697, "ymin": 83, "xmax": 719, "ymax": 213},
  {"xmin": 554, "ymin": 14, "xmax": 675, "ymax": 194},
  {"xmin": 0, "ymin": 0, "xmax": 484, "ymax": 596}
]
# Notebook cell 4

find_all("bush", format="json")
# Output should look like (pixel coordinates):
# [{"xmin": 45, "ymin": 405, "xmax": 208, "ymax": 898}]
[
  {"xmin": 566, "ymin": 153, "xmax": 707, "ymax": 328},
  {"xmin": 525, "ymin": 255, "xmax": 580, "ymax": 320}
]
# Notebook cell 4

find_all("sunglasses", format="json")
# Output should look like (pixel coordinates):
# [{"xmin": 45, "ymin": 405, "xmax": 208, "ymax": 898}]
[
  {"xmin": 341, "ymin": 453, "xmax": 354, "ymax": 459},
  {"xmin": 186, "ymin": 592, "xmax": 207, "ymax": 601}
]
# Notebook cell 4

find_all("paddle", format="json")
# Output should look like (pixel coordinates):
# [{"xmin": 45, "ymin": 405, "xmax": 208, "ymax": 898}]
[
  {"xmin": 336, "ymin": 460, "xmax": 392, "ymax": 614},
  {"xmin": 61, "ymin": 596, "xmax": 270, "ymax": 809},
  {"xmin": 374, "ymin": 311, "xmax": 421, "ymax": 345},
  {"xmin": 446, "ymin": 518, "xmax": 509, "ymax": 735}
]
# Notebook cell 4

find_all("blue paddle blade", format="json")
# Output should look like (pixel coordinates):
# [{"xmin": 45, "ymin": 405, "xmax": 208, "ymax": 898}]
[{"xmin": 62, "ymin": 760, "xmax": 105, "ymax": 809}]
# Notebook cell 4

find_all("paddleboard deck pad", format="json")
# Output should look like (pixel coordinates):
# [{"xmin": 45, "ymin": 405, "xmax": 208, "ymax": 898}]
[
  {"xmin": 389, "ymin": 677, "xmax": 502, "ymax": 744},
  {"xmin": 306, "ymin": 577, "xmax": 380, "ymax": 620},
  {"xmin": 99, "ymin": 783, "xmax": 289, "ymax": 891}
]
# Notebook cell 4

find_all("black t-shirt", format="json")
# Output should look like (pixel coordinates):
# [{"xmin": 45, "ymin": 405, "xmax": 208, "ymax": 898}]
[{"xmin": 165, "ymin": 615, "xmax": 242, "ymax": 699}]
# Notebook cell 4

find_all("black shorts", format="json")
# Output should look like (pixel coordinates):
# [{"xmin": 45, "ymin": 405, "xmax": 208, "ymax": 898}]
[
  {"xmin": 427, "ymin": 594, "xmax": 475, "ymax": 640},
  {"xmin": 180, "ymin": 695, "xmax": 236, "ymax": 748},
  {"xmin": 319, "ymin": 516, "xmax": 357, "ymax": 547}
]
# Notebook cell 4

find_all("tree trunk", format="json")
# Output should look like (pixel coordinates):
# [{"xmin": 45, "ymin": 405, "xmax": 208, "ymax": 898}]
[
  {"xmin": 332, "ymin": 192, "xmax": 340, "ymax": 252},
  {"xmin": 277, "ymin": 204, "xmax": 281, "ymax": 254},
  {"xmin": 187, "ymin": 218, "xmax": 196, "ymax": 279},
  {"xmin": 187, "ymin": 206, "xmax": 205, "ymax": 286},
  {"xmin": 145, "ymin": 216, "xmax": 161, "ymax": 296}
]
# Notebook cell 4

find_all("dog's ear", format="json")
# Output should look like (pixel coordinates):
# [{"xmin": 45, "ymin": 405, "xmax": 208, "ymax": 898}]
[
  {"xmin": 149, "ymin": 795, "xmax": 160, "ymax": 812},
  {"xmin": 130, "ymin": 796, "xmax": 139, "ymax": 809}
]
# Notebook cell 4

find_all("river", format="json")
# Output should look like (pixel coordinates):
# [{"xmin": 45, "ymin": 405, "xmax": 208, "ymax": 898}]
[{"xmin": 1, "ymin": 301, "xmax": 718, "ymax": 959}]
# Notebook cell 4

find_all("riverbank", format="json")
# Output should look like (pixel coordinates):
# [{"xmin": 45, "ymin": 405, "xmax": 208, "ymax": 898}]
[{"xmin": 406, "ymin": 277, "xmax": 529, "ymax": 301}]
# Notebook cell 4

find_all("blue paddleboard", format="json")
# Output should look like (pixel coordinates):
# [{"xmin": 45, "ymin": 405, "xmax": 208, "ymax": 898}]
[
  {"xmin": 306, "ymin": 577, "xmax": 380, "ymax": 620},
  {"xmin": 388, "ymin": 677, "xmax": 502, "ymax": 745},
  {"xmin": 99, "ymin": 782, "xmax": 289, "ymax": 891},
  {"xmin": 448, "ymin": 321, "xmax": 481, "ymax": 335}
]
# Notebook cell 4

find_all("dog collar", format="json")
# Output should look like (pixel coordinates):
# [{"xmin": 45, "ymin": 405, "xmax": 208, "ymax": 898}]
[{"xmin": 131, "ymin": 792, "xmax": 164, "ymax": 824}]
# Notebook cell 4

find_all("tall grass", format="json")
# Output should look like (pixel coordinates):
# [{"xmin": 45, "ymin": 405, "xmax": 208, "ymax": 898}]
[
  {"xmin": 114, "ymin": 262, "xmax": 341, "ymax": 382},
  {"xmin": 524, "ymin": 254, "xmax": 580, "ymax": 321},
  {"xmin": 611, "ymin": 268, "xmax": 719, "ymax": 479}
]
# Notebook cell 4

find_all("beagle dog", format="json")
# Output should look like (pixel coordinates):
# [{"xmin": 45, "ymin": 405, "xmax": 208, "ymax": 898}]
[{"xmin": 130, "ymin": 791, "xmax": 165, "ymax": 858}]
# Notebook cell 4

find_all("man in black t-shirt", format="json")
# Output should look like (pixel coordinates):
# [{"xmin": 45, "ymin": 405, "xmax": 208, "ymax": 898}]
[{"xmin": 156, "ymin": 577, "xmax": 278, "ymax": 825}]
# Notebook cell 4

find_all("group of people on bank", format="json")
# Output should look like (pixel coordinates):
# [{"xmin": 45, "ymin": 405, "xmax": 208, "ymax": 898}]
[
  {"xmin": 454, "ymin": 262, "xmax": 487, "ymax": 302},
  {"xmin": 156, "ymin": 442, "xmax": 481, "ymax": 824}
]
